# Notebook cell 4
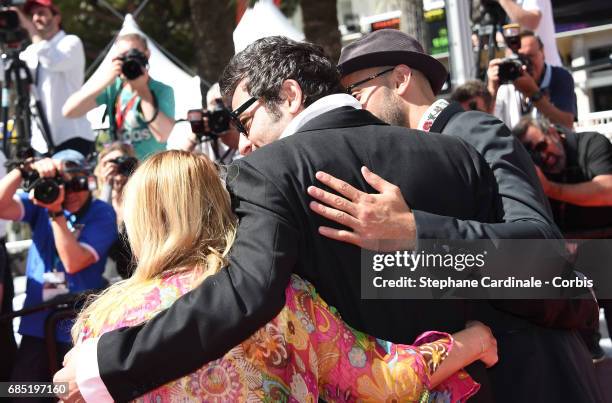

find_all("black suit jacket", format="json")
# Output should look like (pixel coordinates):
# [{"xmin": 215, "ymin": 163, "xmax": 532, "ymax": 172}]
[
  {"xmin": 97, "ymin": 107, "xmax": 502, "ymax": 400},
  {"xmin": 415, "ymin": 101, "xmax": 561, "ymax": 240},
  {"xmin": 425, "ymin": 103, "xmax": 602, "ymax": 403}
]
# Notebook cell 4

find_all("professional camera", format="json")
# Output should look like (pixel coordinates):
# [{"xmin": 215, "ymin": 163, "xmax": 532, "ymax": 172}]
[
  {"xmin": 0, "ymin": 0, "xmax": 27, "ymax": 45},
  {"xmin": 117, "ymin": 48, "xmax": 148, "ymax": 80},
  {"xmin": 24, "ymin": 174, "xmax": 92, "ymax": 204},
  {"xmin": 187, "ymin": 99, "xmax": 232, "ymax": 140},
  {"xmin": 109, "ymin": 155, "xmax": 138, "ymax": 176},
  {"xmin": 498, "ymin": 24, "xmax": 532, "ymax": 84},
  {"xmin": 22, "ymin": 164, "xmax": 96, "ymax": 205},
  {"xmin": 471, "ymin": 0, "xmax": 506, "ymax": 27}
]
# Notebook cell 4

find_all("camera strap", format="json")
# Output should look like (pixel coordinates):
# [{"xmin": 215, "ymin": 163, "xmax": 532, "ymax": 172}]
[{"xmin": 114, "ymin": 85, "xmax": 139, "ymax": 133}]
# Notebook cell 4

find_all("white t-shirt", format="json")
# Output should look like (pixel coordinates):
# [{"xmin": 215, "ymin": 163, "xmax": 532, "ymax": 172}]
[
  {"xmin": 20, "ymin": 31, "xmax": 94, "ymax": 153},
  {"xmin": 517, "ymin": 0, "xmax": 562, "ymax": 66}
]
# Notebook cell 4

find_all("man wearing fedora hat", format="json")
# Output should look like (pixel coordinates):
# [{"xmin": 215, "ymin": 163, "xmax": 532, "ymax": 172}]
[{"xmin": 306, "ymin": 29, "xmax": 601, "ymax": 402}]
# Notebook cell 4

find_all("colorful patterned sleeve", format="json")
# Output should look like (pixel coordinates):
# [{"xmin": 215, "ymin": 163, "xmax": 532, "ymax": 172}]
[{"xmin": 285, "ymin": 275, "xmax": 479, "ymax": 403}]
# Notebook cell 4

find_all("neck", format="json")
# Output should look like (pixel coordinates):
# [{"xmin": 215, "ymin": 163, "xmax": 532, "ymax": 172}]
[
  {"xmin": 407, "ymin": 94, "xmax": 436, "ymax": 129},
  {"xmin": 41, "ymin": 28, "xmax": 59, "ymax": 41}
]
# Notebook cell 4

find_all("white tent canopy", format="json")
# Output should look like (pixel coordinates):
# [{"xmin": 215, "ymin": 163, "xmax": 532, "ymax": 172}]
[
  {"xmin": 233, "ymin": 0, "xmax": 304, "ymax": 53},
  {"xmin": 86, "ymin": 14, "xmax": 201, "ymax": 143}
]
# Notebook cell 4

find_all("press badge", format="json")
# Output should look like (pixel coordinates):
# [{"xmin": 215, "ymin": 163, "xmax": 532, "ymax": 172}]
[{"xmin": 42, "ymin": 270, "xmax": 69, "ymax": 302}]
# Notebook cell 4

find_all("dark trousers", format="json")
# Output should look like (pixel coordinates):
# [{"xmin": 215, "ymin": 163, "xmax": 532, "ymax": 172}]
[{"xmin": 10, "ymin": 335, "xmax": 71, "ymax": 403}]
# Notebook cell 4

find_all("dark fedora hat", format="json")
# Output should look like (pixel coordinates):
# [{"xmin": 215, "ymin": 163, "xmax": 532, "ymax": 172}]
[{"xmin": 338, "ymin": 29, "xmax": 448, "ymax": 95}]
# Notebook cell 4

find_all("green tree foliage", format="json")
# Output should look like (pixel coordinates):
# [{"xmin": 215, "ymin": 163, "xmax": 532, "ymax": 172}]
[{"xmin": 54, "ymin": 0, "xmax": 197, "ymax": 75}]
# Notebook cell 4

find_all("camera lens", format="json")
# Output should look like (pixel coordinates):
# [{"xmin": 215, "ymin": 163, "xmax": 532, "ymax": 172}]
[
  {"xmin": 121, "ymin": 60, "xmax": 143, "ymax": 80},
  {"xmin": 33, "ymin": 178, "xmax": 61, "ymax": 204}
]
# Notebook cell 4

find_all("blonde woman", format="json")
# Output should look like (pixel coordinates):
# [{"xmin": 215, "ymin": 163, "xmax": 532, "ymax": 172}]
[{"xmin": 73, "ymin": 150, "xmax": 497, "ymax": 402}]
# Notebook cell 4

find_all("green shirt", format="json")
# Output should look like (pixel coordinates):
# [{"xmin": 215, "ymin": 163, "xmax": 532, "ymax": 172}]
[{"xmin": 96, "ymin": 77, "xmax": 175, "ymax": 159}]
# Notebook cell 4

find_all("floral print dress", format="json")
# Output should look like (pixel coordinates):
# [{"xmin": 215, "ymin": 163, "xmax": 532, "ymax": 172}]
[{"xmin": 79, "ymin": 273, "xmax": 479, "ymax": 402}]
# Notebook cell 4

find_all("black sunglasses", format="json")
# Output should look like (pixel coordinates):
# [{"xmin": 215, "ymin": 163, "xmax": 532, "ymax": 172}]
[
  {"xmin": 344, "ymin": 67, "xmax": 395, "ymax": 94},
  {"xmin": 229, "ymin": 96, "xmax": 258, "ymax": 137}
]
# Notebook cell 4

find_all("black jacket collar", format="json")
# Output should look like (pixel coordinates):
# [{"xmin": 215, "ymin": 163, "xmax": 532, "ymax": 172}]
[
  {"xmin": 429, "ymin": 101, "xmax": 465, "ymax": 133},
  {"xmin": 295, "ymin": 106, "xmax": 388, "ymax": 134}
]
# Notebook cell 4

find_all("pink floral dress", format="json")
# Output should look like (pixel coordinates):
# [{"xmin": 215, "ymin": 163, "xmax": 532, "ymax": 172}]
[{"xmin": 79, "ymin": 273, "xmax": 479, "ymax": 402}]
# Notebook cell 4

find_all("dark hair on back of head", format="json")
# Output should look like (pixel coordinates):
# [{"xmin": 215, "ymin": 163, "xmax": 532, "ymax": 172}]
[
  {"xmin": 450, "ymin": 80, "xmax": 492, "ymax": 108},
  {"xmin": 219, "ymin": 36, "xmax": 342, "ymax": 113},
  {"xmin": 512, "ymin": 115, "xmax": 551, "ymax": 139}
]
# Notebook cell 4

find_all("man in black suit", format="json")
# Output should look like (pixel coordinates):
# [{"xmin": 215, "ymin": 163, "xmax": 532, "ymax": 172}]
[
  {"xmin": 306, "ymin": 29, "xmax": 601, "ymax": 403},
  {"xmin": 55, "ymin": 36, "xmax": 503, "ymax": 402}
]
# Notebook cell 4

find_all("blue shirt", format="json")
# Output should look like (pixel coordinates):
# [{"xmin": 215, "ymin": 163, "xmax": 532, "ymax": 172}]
[
  {"xmin": 540, "ymin": 63, "xmax": 577, "ymax": 118},
  {"xmin": 17, "ymin": 194, "xmax": 118, "ymax": 343}
]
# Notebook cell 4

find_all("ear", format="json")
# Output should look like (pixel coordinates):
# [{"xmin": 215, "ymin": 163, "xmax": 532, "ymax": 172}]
[
  {"xmin": 392, "ymin": 65, "xmax": 412, "ymax": 96},
  {"xmin": 279, "ymin": 79, "xmax": 304, "ymax": 115}
]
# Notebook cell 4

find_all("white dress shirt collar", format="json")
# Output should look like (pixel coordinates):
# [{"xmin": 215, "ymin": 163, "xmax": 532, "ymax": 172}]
[{"xmin": 279, "ymin": 93, "xmax": 362, "ymax": 139}]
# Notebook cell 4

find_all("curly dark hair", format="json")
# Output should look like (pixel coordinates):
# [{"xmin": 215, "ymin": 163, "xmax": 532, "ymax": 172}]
[{"xmin": 219, "ymin": 36, "xmax": 343, "ymax": 115}]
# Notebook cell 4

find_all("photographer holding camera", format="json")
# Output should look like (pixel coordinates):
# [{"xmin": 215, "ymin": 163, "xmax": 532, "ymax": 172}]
[
  {"xmin": 176, "ymin": 83, "xmax": 239, "ymax": 163},
  {"xmin": 16, "ymin": 0, "xmax": 95, "ymax": 156},
  {"xmin": 513, "ymin": 115, "xmax": 612, "ymax": 363},
  {"xmin": 0, "ymin": 149, "xmax": 117, "ymax": 388},
  {"xmin": 487, "ymin": 30, "xmax": 576, "ymax": 130},
  {"xmin": 95, "ymin": 142, "xmax": 137, "ymax": 278},
  {"xmin": 63, "ymin": 33, "xmax": 175, "ymax": 160}
]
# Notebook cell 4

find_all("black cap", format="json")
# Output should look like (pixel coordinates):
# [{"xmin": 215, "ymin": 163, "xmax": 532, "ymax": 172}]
[{"xmin": 338, "ymin": 29, "xmax": 448, "ymax": 95}]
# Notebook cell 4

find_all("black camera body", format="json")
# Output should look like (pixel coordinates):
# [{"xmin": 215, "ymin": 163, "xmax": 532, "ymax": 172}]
[
  {"xmin": 0, "ymin": 0, "xmax": 27, "ymax": 45},
  {"xmin": 188, "ymin": 99, "xmax": 232, "ymax": 140},
  {"xmin": 118, "ymin": 49, "xmax": 148, "ymax": 80},
  {"xmin": 24, "ymin": 173, "xmax": 91, "ymax": 205},
  {"xmin": 109, "ymin": 156, "xmax": 138, "ymax": 176},
  {"xmin": 498, "ymin": 54, "xmax": 532, "ymax": 84},
  {"xmin": 471, "ymin": 0, "xmax": 507, "ymax": 27}
]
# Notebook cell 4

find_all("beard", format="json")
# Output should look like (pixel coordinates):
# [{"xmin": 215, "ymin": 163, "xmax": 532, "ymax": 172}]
[{"xmin": 375, "ymin": 88, "xmax": 407, "ymax": 127}]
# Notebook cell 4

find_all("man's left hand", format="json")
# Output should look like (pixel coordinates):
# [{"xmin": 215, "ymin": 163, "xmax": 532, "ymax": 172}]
[
  {"xmin": 307, "ymin": 166, "xmax": 416, "ymax": 251},
  {"xmin": 54, "ymin": 348, "xmax": 84, "ymax": 402}
]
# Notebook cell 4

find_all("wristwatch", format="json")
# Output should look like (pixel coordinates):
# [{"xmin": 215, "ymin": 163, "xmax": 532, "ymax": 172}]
[
  {"xmin": 530, "ymin": 90, "xmax": 544, "ymax": 102},
  {"xmin": 48, "ymin": 210, "xmax": 64, "ymax": 220}
]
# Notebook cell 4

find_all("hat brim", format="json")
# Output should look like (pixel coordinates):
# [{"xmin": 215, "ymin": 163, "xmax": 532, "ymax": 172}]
[{"xmin": 338, "ymin": 50, "xmax": 448, "ymax": 95}]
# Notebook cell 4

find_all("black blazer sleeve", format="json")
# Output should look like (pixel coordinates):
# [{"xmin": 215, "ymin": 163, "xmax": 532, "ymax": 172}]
[
  {"xmin": 96, "ymin": 160, "xmax": 299, "ymax": 401},
  {"xmin": 414, "ymin": 112, "xmax": 563, "ymax": 240}
]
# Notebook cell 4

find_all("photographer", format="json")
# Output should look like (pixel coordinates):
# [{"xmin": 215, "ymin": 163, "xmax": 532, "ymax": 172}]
[
  {"xmin": 495, "ymin": 0, "xmax": 562, "ymax": 66},
  {"xmin": 0, "ymin": 149, "xmax": 117, "ymax": 388},
  {"xmin": 513, "ymin": 115, "xmax": 612, "ymax": 362},
  {"xmin": 95, "ymin": 142, "xmax": 137, "ymax": 278},
  {"xmin": 16, "ymin": 0, "xmax": 94, "ymax": 156},
  {"xmin": 450, "ymin": 80, "xmax": 493, "ymax": 113},
  {"xmin": 177, "ymin": 83, "xmax": 239, "ymax": 163},
  {"xmin": 488, "ymin": 30, "xmax": 576, "ymax": 129},
  {"xmin": 63, "ymin": 33, "xmax": 175, "ymax": 160}
]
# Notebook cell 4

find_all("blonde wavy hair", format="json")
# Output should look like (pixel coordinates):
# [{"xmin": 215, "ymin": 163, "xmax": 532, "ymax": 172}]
[{"xmin": 72, "ymin": 150, "xmax": 237, "ymax": 342}]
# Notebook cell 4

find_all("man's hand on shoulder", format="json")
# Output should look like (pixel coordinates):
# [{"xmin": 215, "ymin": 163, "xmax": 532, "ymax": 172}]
[{"xmin": 307, "ymin": 166, "xmax": 416, "ymax": 251}]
